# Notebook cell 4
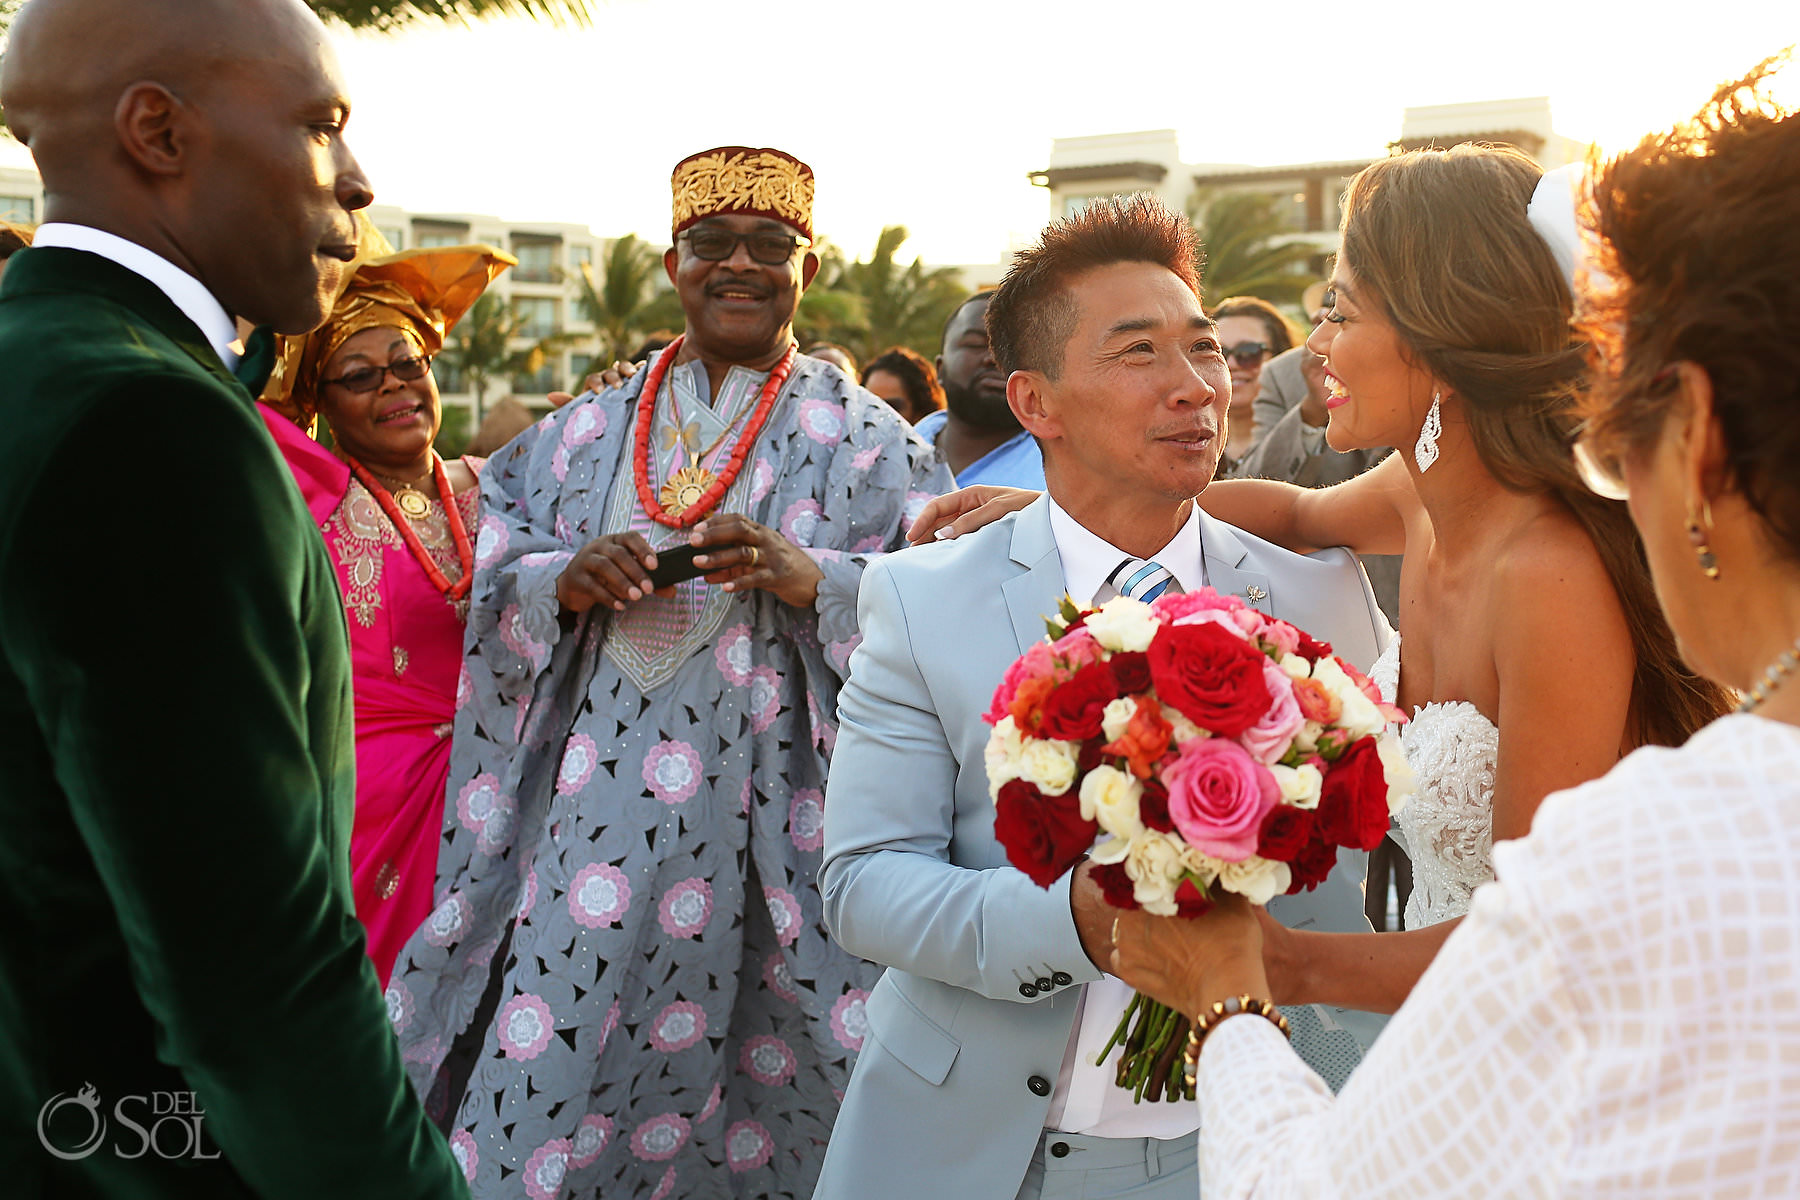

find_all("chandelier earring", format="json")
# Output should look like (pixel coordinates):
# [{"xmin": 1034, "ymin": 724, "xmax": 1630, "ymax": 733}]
[
  {"xmin": 1414, "ymin": 390, "xmax": 1443, "ymax": 473},
  {"xmin": 1687, "ymin": 499, "xmax": 1720, "ymax": 580}
]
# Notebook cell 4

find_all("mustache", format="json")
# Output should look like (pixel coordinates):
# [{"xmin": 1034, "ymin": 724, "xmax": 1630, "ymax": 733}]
[{"xmin": 706, "ymin": 275, "xmax": 772, "ymax": 299}]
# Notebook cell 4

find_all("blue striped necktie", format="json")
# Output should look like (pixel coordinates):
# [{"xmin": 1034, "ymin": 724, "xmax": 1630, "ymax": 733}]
[{"xmin": 1108, "ymin": 557, "xmax": 1175, "ymax": 602}]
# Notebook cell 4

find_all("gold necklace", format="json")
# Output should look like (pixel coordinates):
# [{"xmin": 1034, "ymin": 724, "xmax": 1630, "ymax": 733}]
[
  {"xmin": 1738, "ymin": 635, "xmax": 1800, "ymax": 714},
  {"xmin": 367, "ymin": 456, "xmax": 439, "ymax": 521}
]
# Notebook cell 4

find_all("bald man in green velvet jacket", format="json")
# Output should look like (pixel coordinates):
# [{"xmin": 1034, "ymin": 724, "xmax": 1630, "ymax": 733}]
[{"xmin": 0, "ymin": 0, "xmax": 465, "ymax": 1196}]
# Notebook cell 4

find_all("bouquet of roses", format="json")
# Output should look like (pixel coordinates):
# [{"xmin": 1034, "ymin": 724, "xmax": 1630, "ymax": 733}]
[{"xmin": 985, "ymin": 587, "xmax": 1414, "ymax": 1102}]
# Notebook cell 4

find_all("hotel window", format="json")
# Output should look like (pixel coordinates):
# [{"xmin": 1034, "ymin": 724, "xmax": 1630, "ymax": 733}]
[
  {"xmin": 0, "ymin": 195, "xmax": 35, "ymax": 223},
  {"xmin": 512, "ymin": 238, "xmax": 560, "ymax": 283},
  {"xmin": 514, "ymin": 296, "xmax": 559, "ymax": 340}
]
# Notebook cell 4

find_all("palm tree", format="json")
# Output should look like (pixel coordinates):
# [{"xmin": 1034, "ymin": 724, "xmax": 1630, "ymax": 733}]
[
  {"xmin": 824, "ymin": 226, "xmax": 966, "ymax": 362},
  {"xmin": 307, "ymin": 1, "xmax": 598, "ymax": 30},
  {"xmin": 1188, "ymin": 190, "xmax": 1320, "ymax": 306},
  {"xmin": 573, "ymin": 235, "xmax": 668, "ymax": 368},
  {"xmin": 436, "ymin": 291, "xmax": 567, "ymax": 427}
]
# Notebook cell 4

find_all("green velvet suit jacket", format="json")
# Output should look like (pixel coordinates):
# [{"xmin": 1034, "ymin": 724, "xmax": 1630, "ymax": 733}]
[{"xmin": 0, "ymin": 247, "xmax": 465, "ymax": 1198}]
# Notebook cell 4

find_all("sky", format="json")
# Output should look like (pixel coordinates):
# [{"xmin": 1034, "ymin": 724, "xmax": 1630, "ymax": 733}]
[{"xmin": 4, "ymin": 0, "xmax": 1796, "ymax": 264}]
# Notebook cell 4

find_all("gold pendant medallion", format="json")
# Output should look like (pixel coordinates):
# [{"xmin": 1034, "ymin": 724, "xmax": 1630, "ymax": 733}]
[
  {"xmin": 659, "ymin": 465, "xmax": 717, "ymax": 518},
  {"xmin": 394, "ymin": 487, "xmax": 432, "ymax": 520}
]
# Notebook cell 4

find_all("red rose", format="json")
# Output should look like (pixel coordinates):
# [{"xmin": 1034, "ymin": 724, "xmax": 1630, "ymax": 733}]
[
  {"xmin": 1314, "ymin": 737, "xmax": 1390, "ymax": 851},
  {"xmin": 1089, "ymin": 860, "xmax": 1136, "ymax": 909},
  {"xmin": 1036, "ymin": 660, "xmax": 1120, "ymax": 742},
  {"xmin": 1110, "ymin": 651, "xmax": 1152, "ymax": 695},
  {"xmin": 1255, "ymin": 804, "xmax": 1316, "ymax": 862},
  {"xmin": 1147, "ymin": 622, "xmax": 1272, "ymax": 738},
  {"xmin": 1286, "ymin": 839, "xmax": 1339, "ymax": 894},
  {"xmin": 994, "ymin": 780, "xmax": 1097, "ymax": 889},
  {"xmin": 1138, "ymin": 778, "xmax": 1175, "ymax": 833},
  {"xmin": 1173, "ymin": 876, "xmax": 1213, "ymax": 917},
  {"xmin": 1295, "ymin": 630, "xmax": 1334, "ymax": 663}
]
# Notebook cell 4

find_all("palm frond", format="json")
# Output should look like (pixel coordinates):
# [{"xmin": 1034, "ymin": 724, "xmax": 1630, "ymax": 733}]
[{"xmin": 308, "ymin": 0, "xmax": 599, "ymax": 32}]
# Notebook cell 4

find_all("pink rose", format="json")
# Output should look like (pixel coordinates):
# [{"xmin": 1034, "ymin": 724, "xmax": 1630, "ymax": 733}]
[
  {"xmin": 1150, "ymin": 587, "xmax": 1242, "ymax": 623},
  {"xmin": 1051, "ymin": 627, "xmax": 1104, "ymax": 671},
  {"xmin": 1230, "ymin": 606, "xmax": 1268, "ymax": 639},
  {"xmin": 1239, "ymin": 659, "xmax": 1306, "ymax": 763},
  {"xmin": 986, "ymin": 641, "xmax": 1058, "ymax": 725},
  {"xmin": 1163, "ymin": 737, "xmax": 1280, "ymax": 862},
  {"xmin": 1260, "ymin": 619, "xmax": 1301, "ymax": 660}
]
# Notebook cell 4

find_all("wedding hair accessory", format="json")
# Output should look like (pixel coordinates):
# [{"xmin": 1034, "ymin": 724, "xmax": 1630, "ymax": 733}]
[{"xmin": 1414, "ymin": 391, "xmax": 1442, "ymax": 472}]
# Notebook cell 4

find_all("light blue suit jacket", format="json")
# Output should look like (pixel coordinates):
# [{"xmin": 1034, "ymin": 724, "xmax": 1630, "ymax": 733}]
[{"xmin": 815, "ymin": 498, "xmax": 1393, "ymax": 1199}]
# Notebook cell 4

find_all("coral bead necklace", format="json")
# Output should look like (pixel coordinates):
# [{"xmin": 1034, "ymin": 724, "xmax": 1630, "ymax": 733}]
[
  {"xmin": 344, "ymin": 450, "xmax": 475, "ymax": 601},
  {"xmin": 632, "ymin": 335, "xmax": 796, "ymax": 528}
]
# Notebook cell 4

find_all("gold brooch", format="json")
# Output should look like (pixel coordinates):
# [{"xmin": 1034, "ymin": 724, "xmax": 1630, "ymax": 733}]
[{"xmin": 1246, "ymin": 585, "xmax": 1268, "ymax": 603}]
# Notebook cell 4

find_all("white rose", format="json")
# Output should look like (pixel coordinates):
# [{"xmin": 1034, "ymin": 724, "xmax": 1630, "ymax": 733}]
[
  {"xmin": 1292, "ymin": 721, "xmax": 1324, "ymax": 755},
  {"xmin": 1100, "ymin": 697, "xmax": 1139, "ymax": 744},
  {"xmin": 1090, "ymin": 834, "xmax": 1131, "ymax": 865},
  {"xmin": 984, "ymin": 716, "xmax": 1027, "ymax": 800},
  {"xmin": 1216, "ymin": 856, "xmax": 1293, "ymax": 906},
  {"xmin": 1311, "ymin": 658, "xmax": 1384, "ymax": 740},
  {"xmin": 1079, "ymin": 765, "xmax": 1143, "ymax": 839},
  {"xmin": 1019, "ymin": 737, "xmax": 1079, "ymax": 796},
  {"xmin": 1279, "ymin": 652, "xmax": 1312, "ymax": 681},
  {"xmin": 1270, "ymin": 762, "xmax": 1323, "ymax": 810},
  {"xmin": 1160, "ymin": 704, "xmax": 1208, "ymax": 746},
  {"xmin": 1083, "ymin": 596, "xmax": 1159, "ymax": 653},
  {"xmin": 1375, "ymin": 732, "xmax": 1416, "ymax": 816},
  {"xmin": 1125, "ymin": 831, "xmax": 1186, "ymax": 915},
  {"xmin": 1177, "ymin": 845, "xmax": 1223, "ymax": 889}
]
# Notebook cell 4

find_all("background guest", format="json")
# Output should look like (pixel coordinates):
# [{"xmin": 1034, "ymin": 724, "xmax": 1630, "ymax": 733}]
[
  {"xmin": 913, "ymin": 289, "xmax": 1047, "ymax": 487},
  {"xmin": 1210, "ymin": 294, "xmax": 1300, "ymax": 470},
  {"xmin": 259, "ymin": 226, "xmax": 513, "ymax": 986},
  {"xmin": 862, "ymin": 343, "xmax": 944, "ymax": 425},
  {"xmin": 806, "ymin": 339, "xmax": 860, "ymax": 378},
  {"xmin": 0, "ymin": 219, "xmax": 31, "ymax": 286},
  {"xmin": 1111, "ymin": 63, "xmax": 1800, "ymax": 1196},
  {"xmin": 1251, "ymin": 281, "xmax": 1333, "ymax": 444}
]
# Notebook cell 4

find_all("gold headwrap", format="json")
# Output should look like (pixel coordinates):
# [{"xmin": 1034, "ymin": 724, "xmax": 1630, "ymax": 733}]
[
  {"xmin": 262, "ymin": 218, "xmax": 516, "ymax": 429},
  {"xmin": 671, "ymin": 146, "xmax": 815, "ymax": 241}
]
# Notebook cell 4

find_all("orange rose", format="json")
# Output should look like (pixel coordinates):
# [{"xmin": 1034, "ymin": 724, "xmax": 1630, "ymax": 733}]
[
  {"xmin": 1291, "ymin": 676, "xmax": 1341, "ymax": 724},
  {"xmin": 1100, "ymin": 695, "xmax": 1174, "ymax": 779},
  {"xmin": 1010, "ymin": 675, "xmax": 1060, "ymax": 734}
]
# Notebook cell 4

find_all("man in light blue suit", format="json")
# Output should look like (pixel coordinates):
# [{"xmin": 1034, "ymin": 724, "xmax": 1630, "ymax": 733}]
[{"xmin": 816, "ymin": 194, "xmax": 1391, "ymax": 1200}]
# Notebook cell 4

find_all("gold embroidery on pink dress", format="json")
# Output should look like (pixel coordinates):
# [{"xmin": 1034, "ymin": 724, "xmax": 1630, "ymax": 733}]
[
  {"xmin": 325, "ymin": 478, "xmax": 478, "ymax": 627},
  {"xmin": 393, "ymin": 645, "xmax": 410, "ymax": 677}
]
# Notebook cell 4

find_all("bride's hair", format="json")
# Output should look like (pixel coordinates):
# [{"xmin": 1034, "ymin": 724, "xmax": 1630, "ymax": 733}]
[{"xmin": 1340, "ymin": 145, "xmax": 1733, "ymax": 747}]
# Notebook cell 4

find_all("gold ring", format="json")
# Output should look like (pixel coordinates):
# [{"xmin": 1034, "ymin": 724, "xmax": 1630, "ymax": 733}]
[
  {"xmin": 748, "ymin": 545, "xmax": 761, "ymax": 567},
  {"xmin": 1111, "ymin": 916, "xmax": 1121, "ymax": 947}
]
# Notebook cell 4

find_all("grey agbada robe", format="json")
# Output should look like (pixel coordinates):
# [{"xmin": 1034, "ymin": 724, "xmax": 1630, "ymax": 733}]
[{"xmin": 386, "ymin": 351, "xmax": 952, "ymax": 1199}]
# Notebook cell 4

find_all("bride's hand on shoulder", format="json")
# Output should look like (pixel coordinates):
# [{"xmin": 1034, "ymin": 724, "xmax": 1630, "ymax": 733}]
[{"xmin": 906, "ymin": 486, "xmax": 1041, "ymax": 545}]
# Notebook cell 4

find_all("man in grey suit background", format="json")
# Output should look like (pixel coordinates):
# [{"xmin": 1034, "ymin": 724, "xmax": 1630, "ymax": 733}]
[{"xmin": 814, "ymin": 194, "xmax": 1392, "ymax": 1200}]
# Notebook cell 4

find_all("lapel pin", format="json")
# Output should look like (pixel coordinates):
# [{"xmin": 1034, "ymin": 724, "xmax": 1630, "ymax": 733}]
[{"xmin": 1246, "ymin": 585, "xmax": 1268, "ymax": 603}]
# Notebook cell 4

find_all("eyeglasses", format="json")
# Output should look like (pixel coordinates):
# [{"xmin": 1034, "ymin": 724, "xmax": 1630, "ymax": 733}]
[
  {"xmin": 1223, "ymin": 341, "xmax": 1271, "ymax": 366},
  {"xmin": 680, "ymin": 227, "xmax": 809, "ymax": 265},
  {"xmin": 323, "ymin": 354, "xmax": 432, "ymax": 394}
]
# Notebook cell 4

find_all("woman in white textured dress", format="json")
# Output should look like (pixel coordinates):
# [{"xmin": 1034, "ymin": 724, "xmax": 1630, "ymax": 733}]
[
  {"xmin": 911, "ymin": 143, "xmax": 1733, "ymax": 1012},
  {"xmin": 1108, "ymin": 63, "xmax": 1800, "ymax": 1195}
]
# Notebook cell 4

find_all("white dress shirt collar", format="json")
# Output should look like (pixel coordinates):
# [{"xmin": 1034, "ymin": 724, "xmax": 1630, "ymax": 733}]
[
  {"xmin": 1046, "ymin": 496, "xmax": 1206, "ymax": 605},
  {"xmin": 33, "ymin": 223, "xmax": 241, "ymax": 372}
]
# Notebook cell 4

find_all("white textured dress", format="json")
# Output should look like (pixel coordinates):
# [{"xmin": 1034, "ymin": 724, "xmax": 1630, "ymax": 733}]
[{"xmin": 1366, "ymin": 636, "xmax": 1499, "ymax": 928}]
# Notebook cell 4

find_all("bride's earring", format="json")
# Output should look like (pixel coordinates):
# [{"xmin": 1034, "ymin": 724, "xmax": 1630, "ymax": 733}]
[
  {"xmin": 1414, "ymin": 391, "xmax": 1443, "ymax": 473},
  {"xmin": 1688, "ymin": 500, "xmax": 1721, "ymax": 580}
]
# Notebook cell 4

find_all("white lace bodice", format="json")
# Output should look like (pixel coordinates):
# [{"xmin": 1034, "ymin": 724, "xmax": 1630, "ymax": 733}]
[{"xmin": 1368, "ymin": 636, "xmax": 1499, "ymax": 928}]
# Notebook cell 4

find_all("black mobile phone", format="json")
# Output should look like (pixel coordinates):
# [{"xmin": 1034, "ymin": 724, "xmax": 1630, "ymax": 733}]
[{"xmin": 647, "ymin": 544, "xmax": 708, "ymax": 589}]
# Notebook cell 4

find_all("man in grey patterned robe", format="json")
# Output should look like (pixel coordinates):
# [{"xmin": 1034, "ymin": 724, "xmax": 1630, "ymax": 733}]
[{"xmin": 385, "ymin": 147, "xmax": 951, "ymax": 1200}]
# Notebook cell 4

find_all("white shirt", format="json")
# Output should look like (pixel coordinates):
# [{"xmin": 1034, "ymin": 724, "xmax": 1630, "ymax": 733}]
[
  {"xmin": 1197, "ymin": 714, "xmax": 1800, "ymax": 1197},
  {"xmin": 33, "ymin": 223, "xmax": 241, "ymax": 372},
  {"xmin": 1043, "ymin": 496, "xmax": 1207, "ymax": 1141}
]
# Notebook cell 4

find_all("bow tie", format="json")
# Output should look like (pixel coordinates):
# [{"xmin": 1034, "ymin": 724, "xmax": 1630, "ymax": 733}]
[{"xmin": 233, "ymin": 326, "xmax": 277, "ymax": 395}]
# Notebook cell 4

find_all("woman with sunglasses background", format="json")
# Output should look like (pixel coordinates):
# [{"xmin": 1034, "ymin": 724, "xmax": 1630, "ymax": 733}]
[
  {"xmin": 1210, "ymin": 294, "xmax": 1299, "ymax": 475},
  {"xmin": 258, "ymin": 224, "xmax": 514, "ymax": 985}
]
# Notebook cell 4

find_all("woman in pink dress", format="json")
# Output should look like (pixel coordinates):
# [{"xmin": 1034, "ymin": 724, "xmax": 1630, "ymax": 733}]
[{"xmin": 259, "ymin": 235, "xmax": 514, "ymax": 984}]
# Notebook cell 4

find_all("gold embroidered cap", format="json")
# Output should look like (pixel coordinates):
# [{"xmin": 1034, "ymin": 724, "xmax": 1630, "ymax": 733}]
[
  {"xmin": 671, "ymin": 146, "xmax": 815, "ymax": 241},
  {"xmin": 262, "ymin": 216, "xmax": 515, "ymax": 429}
]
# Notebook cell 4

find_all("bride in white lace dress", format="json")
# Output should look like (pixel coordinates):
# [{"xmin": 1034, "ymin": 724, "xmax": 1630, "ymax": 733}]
[{"xmin": 910, "ymin": 145, "xmax": 1733, "ymax": 1010}]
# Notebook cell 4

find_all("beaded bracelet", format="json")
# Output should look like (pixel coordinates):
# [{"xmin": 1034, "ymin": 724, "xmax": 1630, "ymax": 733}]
[{"xmin": 1182, "ymin": 995, "xmax": 1291, "ymax": 1088}]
